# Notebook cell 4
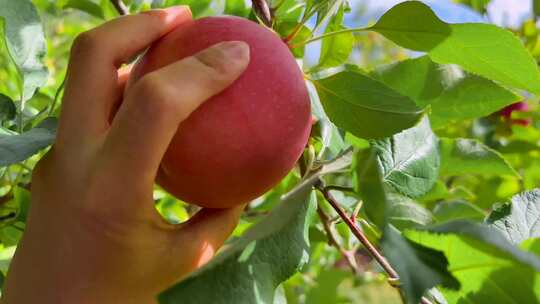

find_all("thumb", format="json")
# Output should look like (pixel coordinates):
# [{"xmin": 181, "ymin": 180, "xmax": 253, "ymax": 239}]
[{"xmin": 166, "ymin": 205, "xmax": 245, "ymax": 277}]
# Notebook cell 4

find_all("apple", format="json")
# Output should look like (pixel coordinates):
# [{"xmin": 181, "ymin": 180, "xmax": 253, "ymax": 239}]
[{"xmin": 129, "ymin": 16, "xmax": 312, "ymax": 208}]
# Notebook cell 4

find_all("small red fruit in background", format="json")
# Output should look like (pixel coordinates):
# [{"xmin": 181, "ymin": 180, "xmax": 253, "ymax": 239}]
[
  {"xmin": 129, "ymin": 16, "xmax": 312, "ymax": 208},
  {"xmin": 499, "ymin": 101, "xmax": 532, "ymax": 127}
]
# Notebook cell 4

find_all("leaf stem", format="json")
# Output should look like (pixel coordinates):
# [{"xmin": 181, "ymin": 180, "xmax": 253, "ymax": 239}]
[
  {"xmin": 110, "ymin": 0, "xmax": 128, "ymax": 16},
  {"xmin": 48, "ymin": 76, "xmax": 66, "ymax": 117},
  {"xmin": 292, "ymin": 27, "xmax": 365, "ymax": 48}
]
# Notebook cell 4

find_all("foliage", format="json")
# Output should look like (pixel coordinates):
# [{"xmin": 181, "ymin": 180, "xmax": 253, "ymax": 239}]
[{"xmin": 1, "ymin": 0, "xmax": 540, "ymax": 303}]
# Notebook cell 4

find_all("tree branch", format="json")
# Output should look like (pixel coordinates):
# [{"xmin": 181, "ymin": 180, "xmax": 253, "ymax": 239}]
[
  {"xmin": 316, "ymin": 182, "xmax": 398, "ymax": 278},
  {"xmin": 110, "ymin": 0, "xmax": 128, "ymax": 16},
  {"xmin": 317, "ymin": 206, "xmax": 360, "ymax": 274},
  {"xmin": 315, "ymin": 181, "xmax": 434, "ymax": 304}
]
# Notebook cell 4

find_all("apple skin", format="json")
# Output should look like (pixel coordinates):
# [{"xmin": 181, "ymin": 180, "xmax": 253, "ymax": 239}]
[{"xmin": 129, "ymin": 16, "xmax": 312, "ymax": 208}]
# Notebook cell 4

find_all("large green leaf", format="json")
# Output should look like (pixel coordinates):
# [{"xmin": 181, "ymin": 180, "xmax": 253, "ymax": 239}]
[
  {"xmin": 313, "ymin": 67, "xmax": 423, "ymax": 139},
  {"xmin": 381, "ymin": 226, "xmax": 459, "ymax": 304},
  {"xmin": 372, "ymin": 56, "xmax": 520, "ymax": 128},
  {"xmin": 0, "ymin": 117, "xmax": 57, "ymax": 167},
  {"xmin": 387, "ymin": 192, "xmax": 433, "ymax": 230},
  {"xmin": 428, "ymin": 74, "xmax": 520, "ymax": 128},
  {"xmin": 439, "ymin": 137, "xmax": 519, "ymax": 177},
  {"xmin": 372, "ymin": 117, "xmax": 440, "ymax": 198},
  {"xmin": 371, "ymin": 1, "xmax": 540, "ymax": 95},
  {"xmin": 486, "ymin": 189, "xmax": 540, "ymax": 244},
  {"xmin": 354, "ymin": 147, "xmax": 388, "ymax": 227},
  {"xmin": 406, "ymin": 221, "xmax": 540, "ymax": 303},
  {"xmin": 433, "ymin": 200, "xmax": 485, "ymax": 223},
  {"xmin": 307, "ymin": 81, "xmax": 347, "ymax": 159},
  {"xmin": 159, "ymin": 186, "xmax": 317, "ymax": 304},
  {"xmin": 370, "ymin": 1, "xmax": 450, "ymax": 52},
  {"xmin": 371, "ymin": 56, "xmax": 445, "ymax": 107},
  {"xmin": 0, "ymin": 0, "xmax": 48, "ymax": 105}
]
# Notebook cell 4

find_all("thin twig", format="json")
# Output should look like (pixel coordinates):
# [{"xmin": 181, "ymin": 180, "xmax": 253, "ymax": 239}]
[
  {"xmin": 290, "ymin": 27, "xmax": 365, "ymax": 48},
  {"xmin": 317, "ymin": 207, "xmax": 360, "ymax": 274},
  {"xmin": 316, "ymin": 182, "xmax": 398, "ymax": 278},
  {"xmin": 110, "ymin": 0, "xmax": 128, "ymax": 16},
  {"xmin": 316, "ymin": 181, "xmax": 434, "ymax": 304}
]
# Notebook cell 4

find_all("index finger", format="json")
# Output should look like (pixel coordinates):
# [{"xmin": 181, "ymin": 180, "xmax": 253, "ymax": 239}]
[{"xmin": 58, "ymin": 7, "xmax": 192, "ymax": 147}]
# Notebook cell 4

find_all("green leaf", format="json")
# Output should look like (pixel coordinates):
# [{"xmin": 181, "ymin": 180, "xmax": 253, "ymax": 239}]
[
  {"xmin": 313, "ymin": 67, "xmax": 424, "ymax": 139},
  {"xmin": 439, "ymin": 137, "xmax": 519, "ymax": 177},
  {"xmin": 315, "ymin": 4, "xmax": 353, "ymax": 69},
  {"xmin": 273, "ymin": 0, "xmax": 304, "ymax": 23},
  {"xmin": 0, "ymin": 0, "xmax": 48, "ymax": 104},
  {"xmin": 63, "ymin": 0, "xmax": 105, "ymax": 19},
  {"xmin": 276, "ymin": 22, "xmax": 312, "ymax": 58},
  {"xmin": 535, "ymin": 0, "xmax": 540, "ymax": 18},
  {"xmin": 14, "ymin": 187, "xmax": 31, "ymax": 222},
  {"xmin": 371, "ymin": 56, "xmax": 445, "ymax": 107},
  {"xmin": 372, "ymin": 56, "xmax": 521, "ymax": 128},
  {"xmin": 163, "ymin": 0, "xmax": 212, "ymax": 17},
  {"xmin": 354, "ymin": 147, "xmax": 388, "ymax": 227},
  {"xmin": 372, "ymin": 117, "xmax": 440, "ymax": 198},
  {"xmin": 371, "ymin": 1, "xmax": 540, "ymax": 95},
  {"xmin": 370, "ymin": 1, "xmax": 451, "ymax": 52},
  {"xmin": 0, "ymin": 117, "xmax": 57, "ymax": 167},
  {"xmin": 307, "ymin": 81, "xmax": 347, "ymax": 159},
  {"xmin": 304, "ymin": 269, "xmax": 349, "ymax": 304},
  {"xmin": 159, "ymin": 186, "xmax": 317, "ymax": 304},
  {"xmin": 454, "ymin": 0, "xmax": 491, "ymax": 14},
  {"xmin": 486, "ymin": 189, "xmax": 540, "ymax": 244},
  {"xmin": 428, "ymin": 74, "xmax": 520, "ymax": 128},
  {"xmin": 433, "ymin": 200, "xmax": 485, "ymax": 223},
  {"xmin": 381, "ymin": 226, "xmax": 460, "ymax": 304},
  {"xmin": 387, "ymin": 192, "xmax": 433, "ymax": 230},
  {"xmin": 224, "ymin": 0, "xmax": 250, "ymax": 17},
  {"xmin": 423, "ymin": 220, "xmax": 540, "ymax": 270},
  {"xmin": 406, "ymin": 220, "xmax": 540, "ymax": 303},
  {"xmin": 0, "ymin": 94, "xmax": 16, "ymax": 121}
]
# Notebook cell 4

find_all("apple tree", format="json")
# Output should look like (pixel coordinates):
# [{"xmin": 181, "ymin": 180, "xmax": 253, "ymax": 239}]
[{"xmin": 1, "ymin": 0, "xmax": 540, "ymax": 303}]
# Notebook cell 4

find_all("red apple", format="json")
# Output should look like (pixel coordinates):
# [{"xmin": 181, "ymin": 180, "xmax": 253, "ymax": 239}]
[{"xmin": 129, "ymin": 16, "xmax": 311, "ymax": 208}]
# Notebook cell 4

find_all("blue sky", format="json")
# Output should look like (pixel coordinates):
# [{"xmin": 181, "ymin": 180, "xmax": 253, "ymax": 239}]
[
  {"xmin": 304, "ymin": 0, "xmax": 531, "ymax": 65},
  {"xmin": 351, "ymin": 0, "xmax": 531, "ymax": 27}
]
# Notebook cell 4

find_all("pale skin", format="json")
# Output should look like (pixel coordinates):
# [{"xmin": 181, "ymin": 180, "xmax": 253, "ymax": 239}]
[{"xmin": 2, "ymin": 6, "xmax": 250, "ymax": 304}]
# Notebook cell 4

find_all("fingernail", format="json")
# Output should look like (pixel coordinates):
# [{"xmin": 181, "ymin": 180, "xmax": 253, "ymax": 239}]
[
  {"xmin": 218, "ymin": 41, "xmax": 250, "ymax": 62},
  {"xmin": 163, "ymin": 5, "xmax": 192, "ymax": 22}
]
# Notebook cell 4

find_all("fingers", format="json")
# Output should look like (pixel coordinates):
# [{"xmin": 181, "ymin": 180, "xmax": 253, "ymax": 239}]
[
  {"xmin": 57, "ymin": 6, "xmax": 192, "ymax": 147},
  {"xmin": 169, "ymin": 206, "xmax": 245, "ymax": 275},
  {"xmin": 100, "ymin": 41, "xmax": 250, "ymax": 191}
]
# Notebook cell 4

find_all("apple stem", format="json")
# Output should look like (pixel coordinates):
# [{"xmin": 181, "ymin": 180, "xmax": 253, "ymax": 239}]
[{"xmin": 251, "ymin": 0, "xmax": 273, "ymax": 27}]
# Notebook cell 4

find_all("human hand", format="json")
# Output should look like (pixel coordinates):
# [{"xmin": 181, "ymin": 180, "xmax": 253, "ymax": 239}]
[{"xmin": 3, "ymin": 6, "xmax": 250, "ymax": 304}]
